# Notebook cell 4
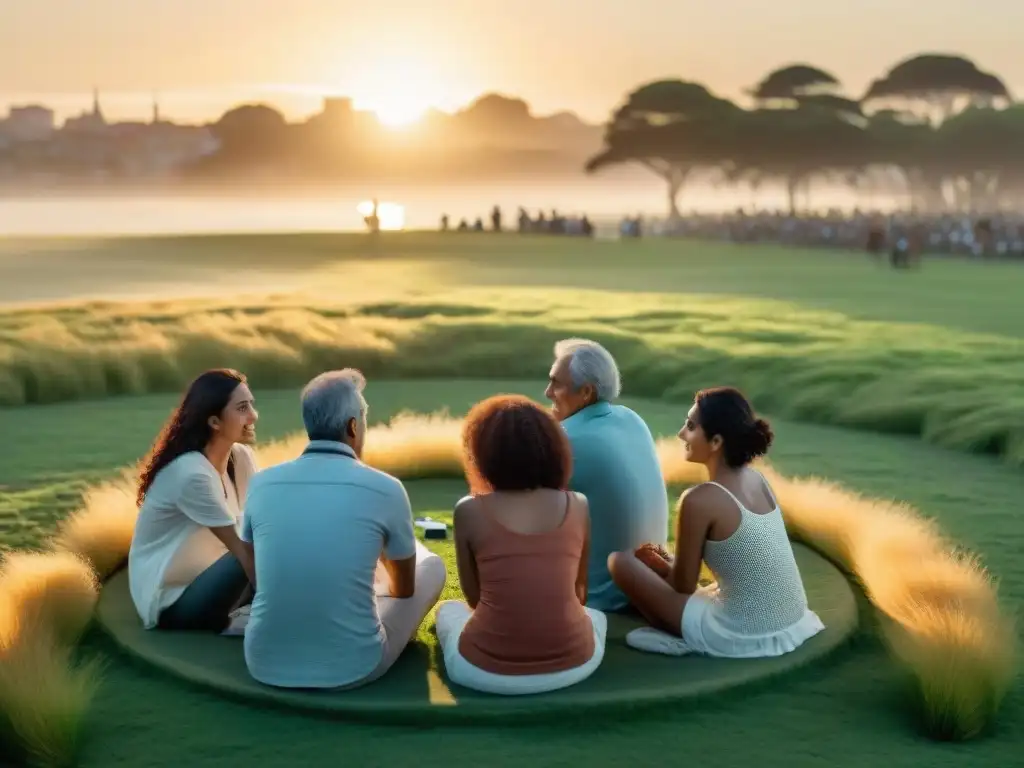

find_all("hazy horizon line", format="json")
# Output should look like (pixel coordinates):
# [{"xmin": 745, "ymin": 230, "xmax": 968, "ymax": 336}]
[
  {"xmin": 4, "ymin": 47, "xmax": 1022, "ymax": 126},
  {"xmin": 0, "ymin": 82, "xmax": 601, "ymax": 125}
]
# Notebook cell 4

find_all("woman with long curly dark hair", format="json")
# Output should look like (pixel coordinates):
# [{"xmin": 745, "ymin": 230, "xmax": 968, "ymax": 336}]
[
  {"xmin": 129, "ymin": 368, "xmax": 260, "ymax": 632},
  {"xmin": 435, "ymin": 394, "xmax": 607, "ymax": 695}
]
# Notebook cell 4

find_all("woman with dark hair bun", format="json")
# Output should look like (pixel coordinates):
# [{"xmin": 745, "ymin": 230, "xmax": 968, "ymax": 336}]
[
  {"xmin": 129, "ymin": 368, "xmax": 260, "ymax": 633},
  {"xmin": 609, "ymin": 387, "xmax": 824, "ymax": 658},
  {"xmin": 435, "ymin": 395, "xmax": 607, "ymax": 695}
]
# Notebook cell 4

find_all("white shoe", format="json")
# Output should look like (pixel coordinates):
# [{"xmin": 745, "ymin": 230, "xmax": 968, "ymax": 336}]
[
  {"xmin": 625, "ymin": 627, "xmax": 693, "ymax": 656},
  {"xmin": 221, "ymin": 605, "xmax": 250, "ymax": 637}
]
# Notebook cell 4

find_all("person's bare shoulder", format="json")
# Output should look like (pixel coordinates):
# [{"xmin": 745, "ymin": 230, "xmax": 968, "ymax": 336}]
[
  {"xmin": 453, "ymin": 494, "xmax": 480, "ymax": 528},
  {"xmin": 678, "ymin": 483, "xmax": 721, "ymax": 520},
  {"xmin": 569, "ymin": 491, "xmax": 590, "ymax": 516}
]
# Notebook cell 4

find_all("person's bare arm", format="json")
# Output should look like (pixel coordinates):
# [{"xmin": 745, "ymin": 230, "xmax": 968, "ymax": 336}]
[
  {"xmin": 574, "ymin": 496, "xmax": 590, "ymax": 606},
  {"xmin": 668, "ymin": 488, "xmax": 711, "ymax": 595},
  {"xmin": 453, "ymin": 497, "xmax": 481, "ymax": 609},
  {"xmin": 209, "ymin": 525, "xmax": 257, "ymax": 588},
  {"xmin": 379, "ymin": 482, "xmax": 419, "ymax": 598},
  {"xmin": 380, "ymin": 553, "xmax": 416, "ymax": 598}
]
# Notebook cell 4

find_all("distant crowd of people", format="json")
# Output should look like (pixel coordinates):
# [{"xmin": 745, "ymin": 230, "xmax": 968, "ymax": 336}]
[
  {"xmin": 438, "ymin": 207, "xmax": 655, "ymax": 240},
  {"xmin": 660, "ymin": 210, "xmax": 1024, "ymax": 260},
  {"xmin": 440, "ymin": 206, "xmax": 596, "ymax": 237},
  {"xmin": 427, "ymin": 201, "xmax": 1024, "ymax": 262}
]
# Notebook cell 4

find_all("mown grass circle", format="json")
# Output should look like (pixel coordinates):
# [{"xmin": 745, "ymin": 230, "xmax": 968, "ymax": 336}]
[{"xmin": 96, "ymin": 473, "xmax": 858, "ymax": 724}]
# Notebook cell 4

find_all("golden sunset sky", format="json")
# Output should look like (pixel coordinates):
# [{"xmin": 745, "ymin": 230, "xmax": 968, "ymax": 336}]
[{"xmin": 1, "ymin": 0, "xmax": 1020, "ymax": 125}]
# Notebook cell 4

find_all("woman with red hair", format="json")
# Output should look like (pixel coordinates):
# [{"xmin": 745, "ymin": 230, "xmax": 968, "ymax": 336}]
[{"xmin": 435, "ymin": 394, "xmax": 607, "ymax": 695}]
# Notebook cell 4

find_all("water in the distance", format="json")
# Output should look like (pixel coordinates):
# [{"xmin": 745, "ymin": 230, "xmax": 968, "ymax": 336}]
[
  {"xmin": 0, "ymin": 177, "xmax": 897, "ymax": 307},
  {"xmin": 0, "ymin": 177, "xmax": 877, "ymax": 237}
]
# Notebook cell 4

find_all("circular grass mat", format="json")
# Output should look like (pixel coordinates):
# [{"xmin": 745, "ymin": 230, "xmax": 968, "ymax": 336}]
[{"xmin": 96, "ymin": 544, "xmax": 858, "ymax": 725}]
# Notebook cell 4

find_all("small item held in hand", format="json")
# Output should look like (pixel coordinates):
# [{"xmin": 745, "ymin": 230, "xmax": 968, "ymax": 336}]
[
  {"xmin": 635, "ymin": 542, "xmax": 673, "ymax": 575},
  {"xmin": 635, "ymin": 542, "xmax": 672, "ymax": 560}
]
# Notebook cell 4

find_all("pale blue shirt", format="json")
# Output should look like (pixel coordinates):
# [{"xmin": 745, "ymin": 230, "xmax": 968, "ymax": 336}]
[
  {"xmin": 240, "ymin": 440, "xmax": 417, "ymax": 688},
  {"xmin": 562, "ymin": 401, "xmax": 669, "ymax": 611}
]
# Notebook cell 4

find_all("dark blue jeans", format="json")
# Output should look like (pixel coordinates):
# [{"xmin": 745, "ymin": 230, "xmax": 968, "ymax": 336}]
[{"xmin": 158, "ymin": 553, "xmax": 250, "ymax": 632}]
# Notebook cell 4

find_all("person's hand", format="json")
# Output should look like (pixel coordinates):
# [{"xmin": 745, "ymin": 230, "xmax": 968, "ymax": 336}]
[
  {"xmin": 636, "ymin": 542, "xmax": 672, "ymax": 561},
  {"xmin": 635, "ymin": 543, "xmax": 672, "ymax": 578}
]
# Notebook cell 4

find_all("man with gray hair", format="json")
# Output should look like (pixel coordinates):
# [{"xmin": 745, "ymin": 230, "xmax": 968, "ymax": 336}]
[
  {"xmin": 545, "ymin": 339, "xmax": 668, "ymax": 612},
  {"xmin": 240, "ymin": 369, "xmax": 446, "ymax": 689}
]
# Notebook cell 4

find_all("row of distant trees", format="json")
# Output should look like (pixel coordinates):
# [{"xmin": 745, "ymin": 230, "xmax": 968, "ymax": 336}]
[
  {"xmin": 194, "ymin": 94, "xmax": 596, "ymax": 182},
  {"xmin": 586, "ymin": 54, "xmax": 1024, "ymax": 216}
]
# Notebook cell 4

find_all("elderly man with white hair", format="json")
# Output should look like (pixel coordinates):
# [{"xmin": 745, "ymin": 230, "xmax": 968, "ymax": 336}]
[
  {"xmin": 545, "ymin": 339, "xmax": 669, "ymax": 612},
  {"xmin": 240, "ymin": 369, "xmax": 446, "ymax": 689}
]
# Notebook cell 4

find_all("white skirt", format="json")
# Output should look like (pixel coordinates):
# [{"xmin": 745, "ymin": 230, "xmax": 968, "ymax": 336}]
[
  {"xmin": 627, "ymin": 583, "xmax": 825, "ymax": 658},
  {"xmin": 436, "ymin": 601, "xmax": 607, "ymax": 695}
]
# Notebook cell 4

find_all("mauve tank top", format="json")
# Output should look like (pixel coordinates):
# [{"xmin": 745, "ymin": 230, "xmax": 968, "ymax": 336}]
[{"xmin": 458, "ymin": 492, "xmax": 595, "ymax": 676}]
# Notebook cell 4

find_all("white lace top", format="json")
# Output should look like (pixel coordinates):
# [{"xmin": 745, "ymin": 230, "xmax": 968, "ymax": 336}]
[{"xmin": 701, "ymin": 475, "xmax": 811, "ymax": 635}]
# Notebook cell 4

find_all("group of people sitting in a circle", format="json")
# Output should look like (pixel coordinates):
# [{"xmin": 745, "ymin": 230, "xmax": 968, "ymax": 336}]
[{"xmin": 128, "ymin": 338, "xmax": 824, "ymax": 695}]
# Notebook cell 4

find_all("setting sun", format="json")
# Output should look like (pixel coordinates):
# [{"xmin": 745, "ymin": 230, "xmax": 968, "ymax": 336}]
[
  {"xmin": 346, "ymin": 53, "xmax": 450, "ymax": 129},
  {"xmin": 372, "ymin": 100, "xmax": 428, "ymax": 128}
]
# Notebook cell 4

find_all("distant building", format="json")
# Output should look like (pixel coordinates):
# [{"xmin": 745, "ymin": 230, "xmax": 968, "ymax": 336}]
[
  {"xmin": 321, "ymin": 97, "xmax": 354, "ymax": 120},
  {"xmin": 98, "ymin": 96, "xmax": 220, "ymax": 177},
  {"xmin": 0, "ymin": 105, "xmax": 56, "ymax": 143},
  {"xmin": 0, "ymin": 89, "xmax": 221, "ymax": 182},
  {"xmin": 114, "ymin": 122, "xmax": 221, "ymax": 177},
  {"xmin": 63, "ymin": 89, "xmax": 108, "ymax": 134}
]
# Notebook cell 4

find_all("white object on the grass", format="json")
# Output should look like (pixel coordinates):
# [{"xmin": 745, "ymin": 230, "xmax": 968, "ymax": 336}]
[
  {"xmin": 221, "ymin": 604, "xmax": 250, "ymax": 637},
  {"xmin": 625, "ymin": 627, "xmax": 694, "ymax": 656},
  {"xmin": 414, "ymin": 517, "xmax": 448, "ymax": 539},
  {"xmin": 414, "ymin": 517, "xmax": 447, "ymax": 531}
]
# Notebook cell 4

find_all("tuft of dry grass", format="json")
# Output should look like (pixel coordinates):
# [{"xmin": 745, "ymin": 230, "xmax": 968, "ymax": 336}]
[
  {"xmin": 362, "ymin": 411, "xmax": 467, "ymax": 479},
  {"xmin": 0, "ymin": 552, "xmax": 99, "ymax": 647},
  {"xmin": 656, "ymin": 439, "xmax": 708, "ymax": 487},
  {"xmin": 0, "ymin": 626, "xmax": 103, "ymax": 768},
  {"xmin": 762, "ymin": 465, "xmax": 1019, "ymax": 740},
  {"xmin": 0, "ymin": 554, "xmax": 103, "ymax": 767},
  {"xmin": 51, "ymin": 474, "xmax": 138, "ymax": 582},
  {"xmin": 255, "ymin": 410, "xmax": 466, "ymax": 480},
  {"xmin": 0, "ymin": 593, "xmax": 17, "ymax": 651},
  {"xmin": 0, "ymin": 518, "xmax": 106, "ymax": 765}
]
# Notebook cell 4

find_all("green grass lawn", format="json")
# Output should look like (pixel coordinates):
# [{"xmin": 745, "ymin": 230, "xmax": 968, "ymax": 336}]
[
  {"xmin": 4, "ymin": 240, "xmax": 1024, "ymax": 467},
  {"xmin": 3, "ymin": 233, "xmax": 1023, "ymax": 336},
  {"xmin": 1, "ymin": 234, "xmax": 1022, "ymax": 765},
  {"xmin": 1, "ymin": 380, "xmax": 1020, "ymax": 767}
]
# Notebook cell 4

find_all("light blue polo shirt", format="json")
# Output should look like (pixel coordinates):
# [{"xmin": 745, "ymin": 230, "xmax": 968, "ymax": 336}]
[
  {"xmin": 240, "ymin": 440, "xmax": 417, "ymax": 688},
  {"xmin": 562, "ymin": 401, "xmax": 670, "ymax": 612}
]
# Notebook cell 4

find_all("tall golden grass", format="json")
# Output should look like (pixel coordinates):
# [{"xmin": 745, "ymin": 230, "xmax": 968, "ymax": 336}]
[
  {"xmin": 256, "ymin": 410, "xmax": 466, "ymax": 480},
  {"xmin": 0, "ymin": 553, "xmax": 103, "ymax": 766},
  {"xmin": 0, "ymin": 628, "xmax": 104, "ymax": 768},
  {"xmin": 51, "ymin": 475, "xmax": 138, "ymax": 582},
  {"xmin": 5, "ymin": 292, "xmax": 1024, "ymax": 468},
  {"xmin": 0, "ymin": 411, "xmax": 1016, "ymax": 759},
  {"xmin": 0, "ymin": 553, "xmax": 99, "ymax": 646},
  {"xmin": 757, "ymin": 466, "xmax": 1018, "ymax": 740}
]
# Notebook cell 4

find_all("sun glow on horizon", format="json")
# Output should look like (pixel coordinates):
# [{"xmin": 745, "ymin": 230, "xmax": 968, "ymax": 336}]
[
  {"xmin": 371, "ymin": 100, "xmax": 429, "ymax": 128},
  {"xmin": 345, "ymin": 53, "xmax": 454, "ymax": 129},
  {"xmin": 357, "ymin": 199, "xmax": 406, "ymax": 230}
]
